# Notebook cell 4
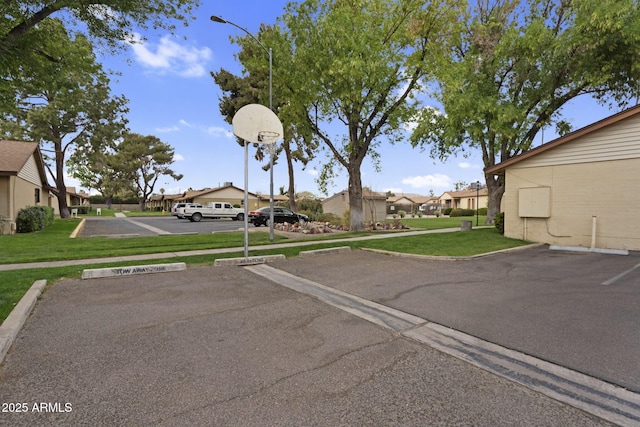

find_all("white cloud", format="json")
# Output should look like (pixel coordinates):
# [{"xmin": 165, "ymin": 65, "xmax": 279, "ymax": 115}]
[
  {"xmin": 306, "ymin": 169, "xmax": 319, "ymax": 177},
  {"xmin": 179, "ymin": 119, "xmax": 194, "ymax": 127},
  {"xmin": 458, "ymin": 162, "xmax": 481, "ymax": 170},
  {"xmin": 128, "ymin": 33, "xmax": 212, "ymax": 77},
  {"xmin": 207, "ymin": 126, "xmax": 233, "ymax": 138},
  {"xmin": 155, "ymin": 126, "xmax": 180, "ymax": 133},
  {"xmin": 174, "ymin": 153, "xmax": 185, "ymax": 161},
  {"xmin": 401, "ymin": 174, "xmax": 452, "ymax": 189}
]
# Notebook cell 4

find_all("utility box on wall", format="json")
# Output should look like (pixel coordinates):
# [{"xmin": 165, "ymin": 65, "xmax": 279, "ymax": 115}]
[{"xmin": 518, "ymin": 187, "xmax": 551, "ymax": 218}]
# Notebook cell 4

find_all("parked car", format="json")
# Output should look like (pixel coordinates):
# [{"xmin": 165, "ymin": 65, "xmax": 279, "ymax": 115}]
[
  {"xmin": 171, "ymin": 203, "xmax": 202, "ymax": 219},
  {"xmin": 248, "ymin": 207, "xmax": 309, "ymax": 227}
]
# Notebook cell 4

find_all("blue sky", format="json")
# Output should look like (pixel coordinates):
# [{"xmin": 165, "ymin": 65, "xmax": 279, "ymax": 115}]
[{"xmin": 69, "ymin": 0, "xmax": 622, "ymax": 198}]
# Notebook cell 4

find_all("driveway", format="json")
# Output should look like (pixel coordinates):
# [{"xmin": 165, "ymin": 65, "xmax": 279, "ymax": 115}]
[{"xmin": 0, "ymin": 246, "xmax": 637, "ymax": 425}]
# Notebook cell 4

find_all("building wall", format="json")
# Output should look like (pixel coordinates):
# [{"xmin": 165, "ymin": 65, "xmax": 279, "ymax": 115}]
[
  {"xmin": 503, "ymin": 158, "xmax": 640, "ymax": 250},
  {"xmin": 323, "ymin": 192, "xmax": 348, "ymax": 218},
  {"xmin": 323, "ymin": 192, "xmax": 386, "ymax": 222},
  {"xmin": 0, "ymin": 176, "xmax": 10, "ymax": 219}
]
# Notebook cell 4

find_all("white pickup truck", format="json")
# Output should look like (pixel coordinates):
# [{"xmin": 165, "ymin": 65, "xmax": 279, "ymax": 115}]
[{"xmin": 182, "ymin": 202, "xmax": 245, "ymax": 222}]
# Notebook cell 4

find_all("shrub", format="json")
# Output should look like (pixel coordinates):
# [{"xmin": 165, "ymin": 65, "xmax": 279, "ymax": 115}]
[
  {"xmin": 443, "ymin": 208, "xmax": 453, "ymax": 215},
  {"xmin": 449, "ymin": 208, "xmax": 475, "ymax": 217},
  {"xmin": 478, "ymin": 207, "xmax": 487, "ymax": 216},
  {"xmin": 416, "ymin": 211, "xmax": 423, "ymax": 218},
  {"xmin": 342, "ymin": 209, "xmax": 350, "ymax": 229},
  {"xmin": 398, "ymin": 210, "xmax": 406, "ymax": 218},
  {"xmin": 495, "ymin": 212, "xmax": 505, "ymax": 234},
  {"xmin": 297, "ymin": 198, "xmax": 323, "ymax": 215},
  {"xmin": 316, "ymin": 212, "xmax": 341, "ymax": 226},
  {"xmin": 16, "ymin": 206, "xmax": 54, "ymax": 233}
]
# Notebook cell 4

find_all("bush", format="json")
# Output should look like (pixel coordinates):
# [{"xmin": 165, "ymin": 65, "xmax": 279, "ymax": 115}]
[
  {"xmin": 398, "ymin": 210, "xmax": 406, "ymax": 218},
  {"xmin": 316, "ymin": 212, "xmax": 341, "ymax": 226},
  {"xmin": 443, "ymin": 208, "xmax": 453, "ymax": 215},
  {"xmin": 297, "ymin": 198, "xmax": 323, "ymax": 215},
  {"xmin": 495, "ymin": 212, "xmax": 505, "ymax": 234},
  {"xmin": 16, "ymin": 206, "xmax": 54, "ymax": 233},
  {"xmin": 478, "ymin": 207, "xmax": 487, "ymax": 216},
  {"xmin": 449, "ymin": 208, "xmax": 475, "ymax": 217},
  {"xmin": 342, "ymin": 209, "xmax": 351, "ymax": 229}
]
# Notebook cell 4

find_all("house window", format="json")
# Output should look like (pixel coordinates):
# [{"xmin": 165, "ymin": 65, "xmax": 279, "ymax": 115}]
[{"xmin": 34, "ymin": 188, "xmax": 40, "ymax": 204}]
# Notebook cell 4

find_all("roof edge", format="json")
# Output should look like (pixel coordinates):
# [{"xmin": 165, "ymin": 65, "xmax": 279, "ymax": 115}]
[{"xmin": 485, "ymin": 105, "xmax": 640, "ymax": 175}]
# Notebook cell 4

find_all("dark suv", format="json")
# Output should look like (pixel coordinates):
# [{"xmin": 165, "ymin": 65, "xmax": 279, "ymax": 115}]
[{"xmin": 248, "ymin": 207, "xmax": 308, "ymax": 227}]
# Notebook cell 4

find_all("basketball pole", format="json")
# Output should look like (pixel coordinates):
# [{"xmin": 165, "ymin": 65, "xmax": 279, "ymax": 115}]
[{"xmin": 244, "ymin": 140, "xmax": 249, "ymax": 260}]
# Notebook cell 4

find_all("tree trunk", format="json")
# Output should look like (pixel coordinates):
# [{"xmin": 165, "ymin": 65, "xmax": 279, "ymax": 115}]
[
  {"xmin": 55, "ymin": 144, "xmax": 69, "ymax": 218},
  {"xmin": 284, "ymin": 143, "xmax": 297, "ymax": 211},
  {"xmin": 348, "ymin": 165, "xmax": 365, "ymax": 231},
  {"xmin": 485, "ymin": 173, "xmax": 505, "ymax": 224}
]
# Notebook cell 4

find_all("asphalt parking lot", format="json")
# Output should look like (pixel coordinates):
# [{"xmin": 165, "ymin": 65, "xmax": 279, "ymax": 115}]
[
  {"xmin": 79, "ymin": 216, "xmax": 246, "ymax": 237},
  {"xmin": 0, "ymin": 242, "xmax": 638, "ymax": 425}
]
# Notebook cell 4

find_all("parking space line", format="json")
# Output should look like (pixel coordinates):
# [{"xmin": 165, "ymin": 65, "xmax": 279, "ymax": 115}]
[
  {"xmin": 602, "ymin": 263, "xmax": 640, "ymax": 285},
  {"xmin": 125, "ymin": 218, "xmax": 171, "ymax": 235}
]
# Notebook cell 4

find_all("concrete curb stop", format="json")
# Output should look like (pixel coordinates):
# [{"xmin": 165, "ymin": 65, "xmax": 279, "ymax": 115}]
[
  {"xmin": 0, "ymin": 279, "xmax": 47, "ymax": 364},
  {"xmin": 214, "ymin": 254, "xmax": 286, "ymax": 266},
  {"xmin": 81, "ymin": 262, "xmax": 187, "ymax": 280}
]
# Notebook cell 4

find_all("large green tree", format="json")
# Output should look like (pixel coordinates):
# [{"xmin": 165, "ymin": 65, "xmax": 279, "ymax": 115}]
[
  {"xmin": 1, "ymin": 1, "xmax": 200, "ymax": 112},
  {"xmin": 212, "ymin": 23, "xmax": 316, "ymax": 212},
  {"xmin": 113, "ymin": 133, "xmax": 183, "ymax": 211},
  {"xmin": 283, "ymin": 0, "xmax": 461, "ymax": 230},
  {"xmin": 0, "ymin": 19, "xmax": 128, "ymax": 218},
  {"xmin": 68, "ymin": 145, "xmax": 124, "ymax": 209},
  {"xmin": 411, "ymin": 0, "xmax": 640, "ymax": 222},
  {"xmin": 0, "ymin": 0, "xmax": 200, "ymax": 57}
]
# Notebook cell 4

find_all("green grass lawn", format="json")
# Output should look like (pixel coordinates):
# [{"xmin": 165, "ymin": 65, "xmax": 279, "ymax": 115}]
[{"xmin": 0, "ymin": 216, "xmax": 528, "ymax": 323}]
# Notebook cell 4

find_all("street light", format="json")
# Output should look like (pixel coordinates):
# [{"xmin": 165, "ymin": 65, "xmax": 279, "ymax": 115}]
[{"xmin": 211, "ymin": 15, "xmax": 276, "ymax": 242}]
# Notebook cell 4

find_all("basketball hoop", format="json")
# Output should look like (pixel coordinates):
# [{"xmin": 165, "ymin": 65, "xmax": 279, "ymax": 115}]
[
  {"xmin": 232, "ymin": 104, "xmax": 283, "ymax": 144},
  {"xmin": 257, "ymin": 130, "xmax": 280, "ymax": 145}
]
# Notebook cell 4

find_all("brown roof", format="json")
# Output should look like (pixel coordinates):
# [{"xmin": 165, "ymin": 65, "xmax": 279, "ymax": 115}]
[
  {"xmin": 0, "ymin": 140, "xmax": 39, "ymax": 175},
  {"xmin": 485, "ymin": 105, "xmax": 640, "ymax": 175}
]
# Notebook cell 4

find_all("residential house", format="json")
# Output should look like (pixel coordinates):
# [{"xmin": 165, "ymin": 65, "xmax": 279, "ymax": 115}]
[
  {"xmin": 413, "ymin": 195, "xmax": 441, "ymax": 214},
  {"xmin": 322, "ymin": 190, "xmax": 387, "ymax": 222},
  {"xmin": 0, "ymin": 140, "xmax": 54, "ymax": 234},
  {"xmin": 256, "ymin": 193, "xmax": 289, "ymax": 208},
  {"xmin": 65, "ymin": 187, "xmax": 90, "ymax": 206},
  {"xmin": 387, "ymin": 194, "xmax": 417, "ymax": 215},
  {"xmin": 178, "ymin": 183, "xmax": 260, "ymax": 210},
  {"xmin": 485, "ymin": 105, "xmax": 640, "ymax": 251},
  {"xmin": 438, "ymin": 187, "xmax": 488, "ymax": 211},
  {"xmin": 147, "ymin": 193, "xmax": 183, "ymax": 212}
]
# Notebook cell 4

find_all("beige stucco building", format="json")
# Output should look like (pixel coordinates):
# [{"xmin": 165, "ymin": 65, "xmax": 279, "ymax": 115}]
[
  {"xmin": 322, "ymin": 190, "xmax": 387, "ymax": 223},
  {"xmin": 486, "ymin": 106, "xmax": 640, "ymax": 251},
  {"xmin": 0, "ymin": 140, "xmax": 53, "ymax": 234}
]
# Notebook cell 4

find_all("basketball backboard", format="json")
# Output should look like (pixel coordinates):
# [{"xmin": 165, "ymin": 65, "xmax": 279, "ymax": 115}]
[{"xmin": 232, "ymin": 104, "xmax": 283, "ymax": 144}]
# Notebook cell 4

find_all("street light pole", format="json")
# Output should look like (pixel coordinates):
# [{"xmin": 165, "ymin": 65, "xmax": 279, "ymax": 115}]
[{"xmin": 211, "ymin": 15, "xmax": 276, "ymax": 242}]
